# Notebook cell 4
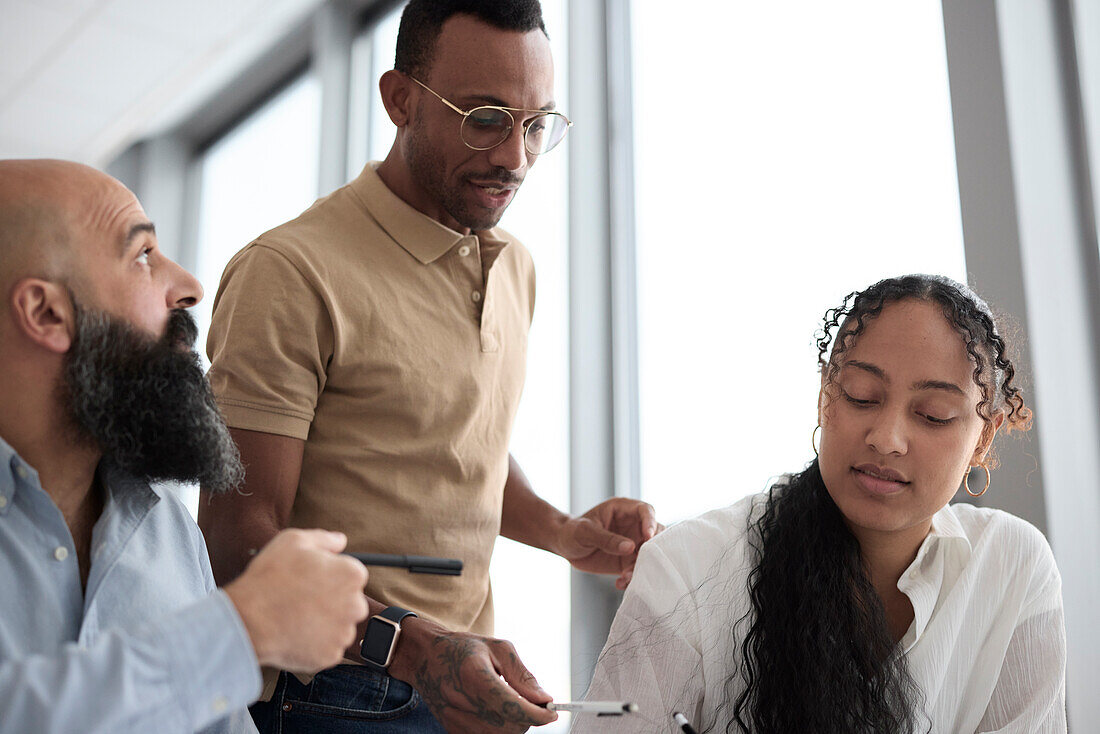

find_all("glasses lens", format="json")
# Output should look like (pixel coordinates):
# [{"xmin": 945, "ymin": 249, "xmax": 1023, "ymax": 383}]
[
  {"xmin": 461, "ymin": 108, "xmax": 513, "ymax": 150},
  {"xmin": 524, "ymin": 113, "xmax": 569, "ymax": 155}
]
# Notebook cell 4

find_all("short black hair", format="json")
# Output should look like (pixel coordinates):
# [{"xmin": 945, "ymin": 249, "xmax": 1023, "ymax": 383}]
[{"xmin": 394, "ymin": 0, "xmax": 547, "ymax": 80}]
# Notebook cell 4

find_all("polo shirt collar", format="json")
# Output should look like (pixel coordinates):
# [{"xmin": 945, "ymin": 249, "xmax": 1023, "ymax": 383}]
[{"xmin": 349, "ymin": 162, "xmax": 510, "ymax": 264}]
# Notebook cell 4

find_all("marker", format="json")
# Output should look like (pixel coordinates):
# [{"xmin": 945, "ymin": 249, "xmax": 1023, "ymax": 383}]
[
  {"xmin": 544, "ymin": 701, "xmax": 638, "ymax": 716},
  {"xmin": 673, "ymin": 712, "xmax": 698, "ymax": 734},
  {"xmin": 345, "ymin": 552, "xmax": 463, "ymax": 575}
]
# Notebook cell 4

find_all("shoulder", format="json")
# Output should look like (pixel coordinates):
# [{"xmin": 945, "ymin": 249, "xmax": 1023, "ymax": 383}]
[
  {"xmin": 948, "ymin": 502, "xmax": 1054, "ymax": 564},
  {"xmin": 946, "ymin": 503, "xmax": 1061, "ymax": 608},
  {"xmin": 637, "ymin": 494, "xmax": 761, "ymax": 592},
  {"xmin": 239, "ymin": 183, "xmax": 384, "ymax": 269}
]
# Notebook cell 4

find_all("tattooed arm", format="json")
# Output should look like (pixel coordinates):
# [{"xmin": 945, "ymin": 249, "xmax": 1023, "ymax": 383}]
[{"xmin": 384, "ymin": 614, "xmax": 558, "ymax": 733}]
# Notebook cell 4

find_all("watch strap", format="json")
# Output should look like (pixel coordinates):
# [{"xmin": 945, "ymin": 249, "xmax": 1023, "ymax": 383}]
[{"xmin": 360, "ymin": 606, "xmax": 418, "ymax": 671}]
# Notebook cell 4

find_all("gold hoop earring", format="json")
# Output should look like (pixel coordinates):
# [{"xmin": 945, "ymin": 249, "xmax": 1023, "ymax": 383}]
[
  {"xmin": 964, "ymin": 464, "xmax": 991, "ymax": 497},
  {"xmin": 812, "ymin": 425, "xmax": 821, "ymax": 458}
]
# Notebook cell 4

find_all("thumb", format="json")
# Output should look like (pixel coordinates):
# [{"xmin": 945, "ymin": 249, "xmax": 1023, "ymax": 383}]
[
  {"xmin": 574, "ymin": 519, "xmax": 634, "ymax": 556},
  {"xmin": 493, "ymin": 643, "xmax": 552, "ymax": 705},
  {"xmin": 301, "ymin": 529, "xmax": 348, "ymax": 553}
]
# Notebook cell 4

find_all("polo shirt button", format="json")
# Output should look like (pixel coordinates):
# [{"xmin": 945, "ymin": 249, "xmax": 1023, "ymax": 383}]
[
  {"xmin": 0, "ymin": 495, "xmax": 7, "ymax": 508},
  {"xmin": 54, "ymin": 546, "xmax": 69, "ymax": 561},
  {"xmin": 458, "ymin": 245, "xmax": 471, "ymax": 257},
  {"xmin": 471, "ymin": 291, "xmax": 482, "ymax": 303},
  {"xmin": 212, "ymin": 696, "xmax": 229, "ymax": 714},
  {"xmin": 15, "ymin": 466, "xmax": 28, "ymax": 479}
]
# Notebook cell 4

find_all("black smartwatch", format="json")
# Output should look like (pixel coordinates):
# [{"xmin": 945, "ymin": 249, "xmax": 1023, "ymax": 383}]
[{"xmin": 360, "ymin": 606, "xmax": 419, "ymax": 672}]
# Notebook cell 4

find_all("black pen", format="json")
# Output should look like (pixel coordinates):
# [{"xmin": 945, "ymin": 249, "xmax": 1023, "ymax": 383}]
[
  {"xmin": 345, "ymin": 552, "xmax": 463, "ymax": 575},
  {"xmin": 673, "ymin": 712, "xmax": 698, "ymax": 734}
]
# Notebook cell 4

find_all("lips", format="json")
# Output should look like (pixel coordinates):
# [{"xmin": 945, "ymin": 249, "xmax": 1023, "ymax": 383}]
[
  {"xmin": 467, "ymin": 180, "xmax": 516, "ymax": 209},
  {"xmin": 851, "ymin": 463, "xmax": 910, "ymax": 495}
]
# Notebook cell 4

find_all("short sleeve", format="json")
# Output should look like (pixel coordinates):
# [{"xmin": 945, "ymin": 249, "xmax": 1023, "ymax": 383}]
[{"xmin": 207, "ymin": 244, "xmax": 335, "ymax": 440}]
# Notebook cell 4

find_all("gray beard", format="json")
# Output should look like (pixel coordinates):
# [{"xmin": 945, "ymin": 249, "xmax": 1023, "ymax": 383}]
[{"xmin": 61, "ymin": 303, "xmax": 244, "ymax": 494}]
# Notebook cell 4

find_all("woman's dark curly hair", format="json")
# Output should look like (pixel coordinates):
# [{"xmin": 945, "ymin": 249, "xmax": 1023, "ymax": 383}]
[{"xmin": 725, "ymin": 274, "xmax": 1032, "ymax": 733}]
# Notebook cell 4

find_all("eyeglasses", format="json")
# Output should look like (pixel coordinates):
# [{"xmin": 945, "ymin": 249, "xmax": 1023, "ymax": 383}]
[{"xmin": 409, "ymin": 76, "xmax": 572, "ymax": 156}]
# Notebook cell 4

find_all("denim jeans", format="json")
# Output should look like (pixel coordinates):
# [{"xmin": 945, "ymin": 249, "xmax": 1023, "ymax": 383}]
[{"xmin": 250, "ymin": 664, "xmax": 447, "ymax": 734}]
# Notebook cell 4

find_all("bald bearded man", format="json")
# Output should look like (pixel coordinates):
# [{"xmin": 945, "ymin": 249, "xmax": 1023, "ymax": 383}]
[{"xmin": 0, "ymin": 159, "xmax": 372, "ymax": 734}]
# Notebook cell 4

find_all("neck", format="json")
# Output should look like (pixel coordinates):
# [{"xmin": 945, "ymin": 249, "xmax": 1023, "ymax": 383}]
[
  {"xmin": 0, "ymin": 370, "xmax": 102, "ymax": 524},
  {"xmin": 852, "ymin": 521, "xmax": 929, "ymax": 598},
  {"xmin": 376, "ymin": 147, "xmax": 471, "ymax": 235}
]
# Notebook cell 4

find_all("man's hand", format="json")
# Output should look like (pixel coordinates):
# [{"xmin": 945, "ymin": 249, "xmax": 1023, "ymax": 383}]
[
  {"xmin": 555, "ymin": 498, "xmax": 662, "ymax": 589},
  {"xmin": 224, "ymin": 528, "xmax": 369, "ymax": 672},
  {"xmin": 388, "ymin": 619, "xmax": 557, "ymax": 734}
]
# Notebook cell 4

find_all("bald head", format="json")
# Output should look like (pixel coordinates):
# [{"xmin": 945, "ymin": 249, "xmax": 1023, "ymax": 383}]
[{"xmin": 0, "ymin": 160, "xmax": 141, "ymax": 296}]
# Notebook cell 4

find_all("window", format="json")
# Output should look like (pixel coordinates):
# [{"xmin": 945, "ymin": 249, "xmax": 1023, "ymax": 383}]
[
  {"xmin": 193, "ymin": 73, "xmax": 322, "ymax": 371},
  {"xmin": 488, "ymin": 0, "xmax": 571, "ymax": 720},
  {"xmin": 632, "ymin": 1, "xmax": 967, "ymax": 523},
  {"xmin": 178, "ymin": 73, "xmax": 320, "ymax": 515}
]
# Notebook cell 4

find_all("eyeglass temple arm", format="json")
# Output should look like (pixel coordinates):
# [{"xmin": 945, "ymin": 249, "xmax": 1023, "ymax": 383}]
[{"xmin": 408, "ymin": 76, "xmax": 468, "ymax": 116}]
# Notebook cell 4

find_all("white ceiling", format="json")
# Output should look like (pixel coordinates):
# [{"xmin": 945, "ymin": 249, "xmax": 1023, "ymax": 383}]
[{"xmin": 0, "ymin": 0, "xmax": 326, "ymax": 167}]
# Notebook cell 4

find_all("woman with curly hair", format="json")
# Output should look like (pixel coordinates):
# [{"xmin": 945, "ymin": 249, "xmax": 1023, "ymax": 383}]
[{"xmin": 575, "ymin": 274, "xmax": 1065, "ymax": 733}]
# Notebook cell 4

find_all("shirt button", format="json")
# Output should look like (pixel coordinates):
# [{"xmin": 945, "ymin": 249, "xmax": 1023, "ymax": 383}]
[
  {"xmin": 0, "ymin": 495, "xmax": 7, "ymax": 509},
  {"xmin": 54, "ymin": 546, "xmax": 69, "ymax": 561},
  {"xmin": 471, "ymin": 291, "xmax": 482, "ymax": 303},
  {"xmin": 15, "ymin": 466, "xmax": 28, "ymax": 479},
  {"xmin": 458, "ymin": 245, "xmax": 471, "ymax": 257},
  {"xmin": 212, "ymin": 696, "xmax": 229, "ymax": 714}
]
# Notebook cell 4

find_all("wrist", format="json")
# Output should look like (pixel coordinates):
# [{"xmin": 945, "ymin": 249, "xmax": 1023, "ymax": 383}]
[
  {"xmin": 223, "ymin": 581, "xmax": 277, "ymax": 667},
  {"xmin": 546, "ymin": 512, "xmax": 575, "ymax": 558},
  {"xmin": 385, "ymin": 615, "xmax": 445, "ymax": 683}
]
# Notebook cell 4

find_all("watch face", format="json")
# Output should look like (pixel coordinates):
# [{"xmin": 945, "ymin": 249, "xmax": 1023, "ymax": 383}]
[{"xmin": 363, "ymin": 618, "xmax": 398, "ymax": 667}]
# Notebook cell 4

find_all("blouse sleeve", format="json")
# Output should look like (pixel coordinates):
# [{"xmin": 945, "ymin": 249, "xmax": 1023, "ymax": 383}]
[
  {"xmin": 977, "ymin": 539, "xmax": 1067, "ymax": 733},
  {"xmin": 571, "ymin": 542, "xmax": 708, "ymax": 733}
]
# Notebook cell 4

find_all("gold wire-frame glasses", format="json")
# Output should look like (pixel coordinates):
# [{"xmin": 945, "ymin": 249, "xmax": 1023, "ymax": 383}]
[{"xmin": 408, "ymin": 76, "xmax": 572, "ymax": 155}]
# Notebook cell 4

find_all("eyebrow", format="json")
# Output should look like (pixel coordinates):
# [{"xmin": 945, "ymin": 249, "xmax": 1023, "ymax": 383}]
[
  {"xmin": 463, "ymin": 94, "xmax": 557, "ymax": 112},
  {"xmin": 121, "ymin": 221, "xmax": 156, "ymax": 255},
  {"xmin": 843, "ymin": 360, "xmax": 966, "ymax": 396}
]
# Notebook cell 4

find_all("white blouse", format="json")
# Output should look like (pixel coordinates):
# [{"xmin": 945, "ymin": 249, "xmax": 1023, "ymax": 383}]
[{"xmin": 575, "ymin": 494, "xmax": 1066, "ymax": 733}]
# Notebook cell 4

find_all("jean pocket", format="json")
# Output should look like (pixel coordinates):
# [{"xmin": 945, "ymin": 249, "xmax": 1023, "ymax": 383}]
[{"xmin": 284, "ymin": 665, "xmax": 423, "ymax": 721}]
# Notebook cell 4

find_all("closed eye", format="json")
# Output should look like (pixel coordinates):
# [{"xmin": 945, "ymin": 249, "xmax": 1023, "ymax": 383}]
[{"xmin": 841, "ymin": 389, "xmax": 876, "ymax": 406}]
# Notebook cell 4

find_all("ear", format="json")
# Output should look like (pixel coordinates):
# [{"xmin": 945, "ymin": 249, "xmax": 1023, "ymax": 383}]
[
  {"xmin": 972, "ymin": 409, "xmax": 1006, "ymax": 466},
  {"xmin": 9, "ymin": 278, "xmax": 75, "ymax": 354},
  {"xmin": 379, "ymin": 70, "xmax": 413, "ymax": 127}
]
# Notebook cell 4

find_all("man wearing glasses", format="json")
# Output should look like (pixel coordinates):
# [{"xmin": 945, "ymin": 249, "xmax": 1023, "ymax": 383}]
[{"xmin": 200, "ymin": 2, "xmax": 659, "ymax": 733}]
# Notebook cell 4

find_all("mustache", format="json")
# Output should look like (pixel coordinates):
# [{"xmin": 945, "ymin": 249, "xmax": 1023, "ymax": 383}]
[
  {"xmin": 464, "ymin": 168, "xmax": 524, "ymax": 187},
  {"xmin": 165, "ymin": 308, "xmax": 200, "ymax": 351}
]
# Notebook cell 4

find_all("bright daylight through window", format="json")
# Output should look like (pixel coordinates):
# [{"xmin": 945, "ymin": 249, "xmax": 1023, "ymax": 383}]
[{"xmin": 633, "ymin": 1, "xmax": 968, "ymax": 523}]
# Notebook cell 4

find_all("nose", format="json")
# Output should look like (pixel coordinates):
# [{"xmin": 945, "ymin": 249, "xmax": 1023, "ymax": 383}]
[
  {"xmin": 866, "ymin": 407, "xmax": 908, "ymax": 456},
  {"xmin": 165, "ymin": 257, "xmax": 204, "ymax": 309},
  {"xmin": 487, "ymin": 122, "xmax": 529, "ymax": 173}
]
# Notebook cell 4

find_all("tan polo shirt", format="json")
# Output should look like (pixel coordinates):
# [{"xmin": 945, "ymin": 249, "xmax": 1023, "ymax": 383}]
[{"xmin": 207, "ymin": 163, "xmax": 534, "ymax": 637}]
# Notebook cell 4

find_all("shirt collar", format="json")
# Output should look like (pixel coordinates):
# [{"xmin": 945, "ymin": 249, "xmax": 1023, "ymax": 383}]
[
  {"xmin": 897, "ymin": 502, "xmax": 973, "ymax": 651},
  {"xmin": 348, "ymin": 162, "xmax": 511, "ymax": 264},
  {"xmin": 97, "ymin": 461, "xmax": 161, "ymax": 517},
  {"xmin": 0, "ymin": 435, "xmax": 17, "ymax": 515},
  {"xmin": 0, "ymin": 433, "xmax": 159, "ymax": 519},
  {"xmin": 927, "ymin": 502, "xmax": 973, "ymax": 554}
]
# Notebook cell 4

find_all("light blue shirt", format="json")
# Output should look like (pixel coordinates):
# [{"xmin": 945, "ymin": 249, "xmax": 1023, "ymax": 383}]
[{"xmin": 0, "ymin": 436, "xmax": 261, "ymax": 733}]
